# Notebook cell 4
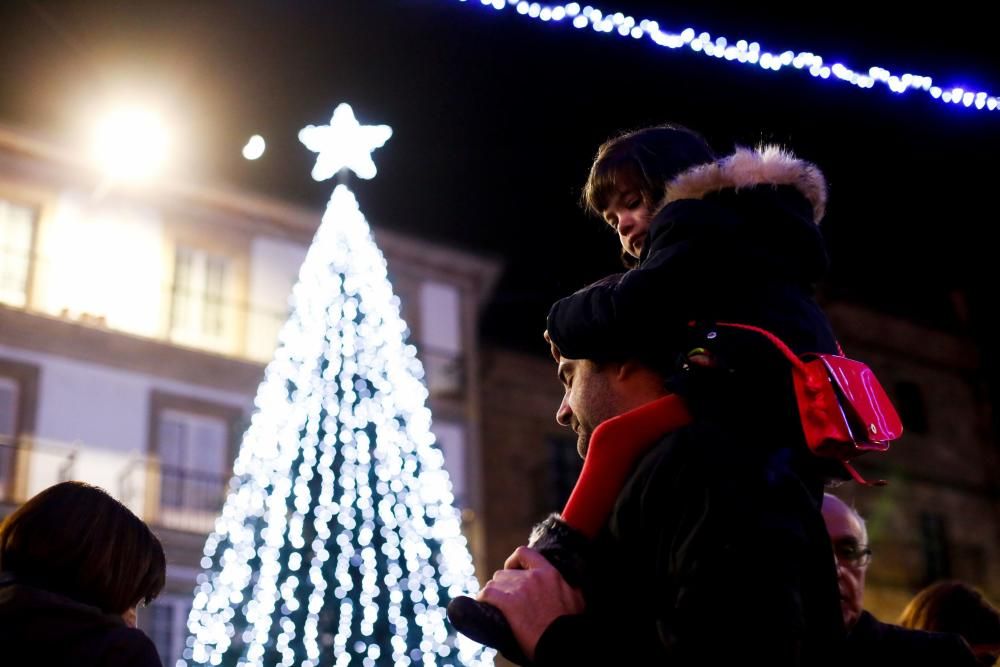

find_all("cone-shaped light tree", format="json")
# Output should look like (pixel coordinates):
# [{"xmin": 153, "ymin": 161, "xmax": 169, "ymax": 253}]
[{"xmin": 182, "ymin": 104, "xmax": 494, "ymax": 667}]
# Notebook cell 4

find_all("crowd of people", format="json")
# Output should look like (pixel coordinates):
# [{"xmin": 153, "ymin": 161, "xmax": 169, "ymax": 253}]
[
  {"xmin": 1, "ymin": 124, "xmax": 998, "ymax": 667},
  {"xmin": 472, "ymin": 124, "xmax": 1000, "ymax": 666}
]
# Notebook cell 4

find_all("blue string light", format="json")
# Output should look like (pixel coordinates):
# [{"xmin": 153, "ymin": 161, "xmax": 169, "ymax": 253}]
[{"xmin": 455, "ymin": 0, "xmax": 998, "ymax": 113}]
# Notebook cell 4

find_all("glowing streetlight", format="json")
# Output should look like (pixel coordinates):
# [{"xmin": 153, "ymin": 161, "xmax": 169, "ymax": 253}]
[
  {"xmin": 242, "ymin": 134, "xmax": 266, "ymax": 160},
  {"xmin": 90, "ymin": 106, "xmax": 169, "ymax": 183}
]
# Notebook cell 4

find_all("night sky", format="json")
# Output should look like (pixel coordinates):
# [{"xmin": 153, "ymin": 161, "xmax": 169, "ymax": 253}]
[{"xmin": 1, "ymin": 0, "xmax": 998, "ymax": 357}]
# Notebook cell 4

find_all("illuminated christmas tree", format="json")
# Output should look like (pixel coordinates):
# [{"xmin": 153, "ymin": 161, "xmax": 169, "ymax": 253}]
[{"xmin": 182, "ymin": 104, "xmax": 493, "ymax": 667}]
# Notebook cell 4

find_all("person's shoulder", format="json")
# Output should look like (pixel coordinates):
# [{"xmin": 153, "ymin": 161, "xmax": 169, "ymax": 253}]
[
  {"xmin": 624, "ymin": 419, "xmax": 763, "ymax": 497},
  {"xmin": 884, "ymin": 623, "xmax": 976, "ymax": 663},
  {"xmin": 851, "ymin": 611, "xmax": 977, "ymax": 666},
  {"xmin": 0, "ymin": 592, "xmax": 162, "ymax": 667},
  {"xmin": 623, "ymin": 425, "xmax": 701, "ymax": 490},
  {"xmin": 96, "ymin": 625, "xmax": 163, "ymax": 667},
  {"xmin": 618, "ymin": 422, "xmax": 749, "ymax": 523},
  {"xmin": 631, "ymin": 418, "xmax": 762, "ymax": 484}
]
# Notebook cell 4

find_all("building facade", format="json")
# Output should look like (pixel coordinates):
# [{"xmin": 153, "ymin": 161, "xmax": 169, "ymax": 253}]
[
  {"xmin": 3, "ymin": 121, "xmax": 999, "ymax": 663},
  {"xmin": 0, "ymin": 124, "xmax": 499, "ymax": 665}
]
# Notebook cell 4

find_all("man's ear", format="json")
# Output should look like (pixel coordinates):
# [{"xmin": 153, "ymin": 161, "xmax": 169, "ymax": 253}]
[
  {"xmin": 686, "ymin": 347, "xmax": 717, "ymax": 368},
  {"xmin": 615, "ymin": 359, "xmax": 644, "ymax": 381},
  {"xmin": 543, "ymin": 330, "xmax": 562, "ymax": 363}
]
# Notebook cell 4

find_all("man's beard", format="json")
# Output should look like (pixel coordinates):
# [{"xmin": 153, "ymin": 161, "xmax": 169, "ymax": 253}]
[{"xmin": 576, "ymin": 429, "xmax": 591, "ymax": 459}]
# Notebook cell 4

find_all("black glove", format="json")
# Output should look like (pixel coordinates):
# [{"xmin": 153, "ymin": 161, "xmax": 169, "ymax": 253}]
[{"xmin": 446, "ymin": 515, "xmax": 590, "ymax": 665}]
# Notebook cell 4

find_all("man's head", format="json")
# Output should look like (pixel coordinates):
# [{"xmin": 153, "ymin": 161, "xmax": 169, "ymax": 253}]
[
  {"xmin": 546, "ymin": 331, "xmax": 668, "ymax": 457},
  {"xmin": 821, "ymin": 493, "xmax": 870, "ymax": 630}
]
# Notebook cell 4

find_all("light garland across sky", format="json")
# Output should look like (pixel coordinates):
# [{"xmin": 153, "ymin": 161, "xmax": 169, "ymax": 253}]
[{"xmin": 456, "ymin": 0, "xmax": 998, "ymax": 113}]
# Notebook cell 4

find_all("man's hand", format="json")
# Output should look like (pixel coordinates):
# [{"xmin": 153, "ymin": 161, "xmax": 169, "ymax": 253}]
[{"xmin": 477, "ymin": 546, "xmax": 585, "ymax": 661}]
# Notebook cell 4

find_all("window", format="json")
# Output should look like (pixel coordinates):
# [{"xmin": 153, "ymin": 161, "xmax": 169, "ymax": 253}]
[
  {"xmin": 170, "ymin": 246, "xmax": 234, "ymax": 350},
  {"xmin": 0, "ymin": 378, "xmax": 18, "ymax": 501},
  {"xmin": 157, "ymin": 410, "xmax": 227, "ymax": 531},
  {"xmin": 418, "ymin": 281, "xmax": 464, "ymax": 396},
  {"xmin": 543, "ymin": 434, "xmax": 583, "ymax": 515},
  {"xmin": 0, "ymin": 378, "xmax": 17, "ymax": 442},
  {"xmin": 141, "ymin": 594, "xmax": 191, "ymax": 667},
  {"xmin": 149, "ymin": 392, "xmax": 241, "ymax": 533},
  {"xmin": 895, "ymin": 381, "xmax": 929, "ymax": 434},
  {"xmin": 0, "ymin": 198, "xmax": 35, "ymax": 307},
  {"xmin": 246, "ymin": 236, "xmax": 308, "ymax": 362},
  {"xmin": 431, "ymin": 420, "xmax": 467, "ymax": 508},
  {"xmin": 159, "ymin": 410, "xmax": 227, "ymax": 503},
  {"xmin": 0, "ymin": 359, "xmax": 39, "ymax": 503},
  {"xmin": 920, "ymin": 512, "xmax": 951, "ymax": 583}
]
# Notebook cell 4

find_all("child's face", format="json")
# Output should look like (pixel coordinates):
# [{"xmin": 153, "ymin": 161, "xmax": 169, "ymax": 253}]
[{"xmin": 602, "ymin": 180, "xmax": 652, "ymax": 260}]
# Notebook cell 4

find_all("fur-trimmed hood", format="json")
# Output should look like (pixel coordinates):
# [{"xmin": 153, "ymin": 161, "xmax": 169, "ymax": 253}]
[{"xmin": 659, "ymin": 145, "xmax": 827, "ymax": 223}]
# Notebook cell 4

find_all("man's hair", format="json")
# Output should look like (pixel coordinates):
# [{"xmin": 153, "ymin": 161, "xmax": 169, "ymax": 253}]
[
  {"xmin": 823, "ymin": 492, "xmax": 868, "ymax": 543},
  {"xmin": 0, "ymin": 481, "xmax": 165, "ymax": 613}
]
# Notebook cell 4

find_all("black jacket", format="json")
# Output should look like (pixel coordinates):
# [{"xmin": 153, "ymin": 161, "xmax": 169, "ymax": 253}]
[
  {"xmin": 845, "ymin": 610, "xmax": 978, "ymax": 666},
  {"xmin": 533, "ymin": 420, "xmax": 844, "ymax": 666},
  {"xmin": 538, "ymin": 148, "xmax": 849, "ymax": 665},
  {"xmin": 546, "ymin": 146, "xmax": 839, "ymax": 373},
  {"xmin": 0, "ymin": 574, "xmax": 161, "ymax": 667}
]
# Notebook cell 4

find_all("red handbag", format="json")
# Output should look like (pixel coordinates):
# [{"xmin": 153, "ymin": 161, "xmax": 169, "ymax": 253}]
[{"xmin": 715, "ymin": 321, "xmax": 903, "ymax": 485}]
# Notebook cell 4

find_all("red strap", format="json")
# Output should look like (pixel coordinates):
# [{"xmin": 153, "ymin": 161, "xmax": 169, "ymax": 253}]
[
  {"xmin": 713, "ymin": 321, "xmax": 809, "ymax": 371},
  {"xmin": 841, "ymin": 460, "xmax": 887, "ymax": 487},
  {"xmin": 714, "ymin": 321, "xmax": 892, "ymax": 487},
  {"xmin": 712, "ymin": 320, "xmax": 844, "ymax": 360},
  {"xmin": 562, "ymin": 394, "xmax": 692, "ymax": 538}
]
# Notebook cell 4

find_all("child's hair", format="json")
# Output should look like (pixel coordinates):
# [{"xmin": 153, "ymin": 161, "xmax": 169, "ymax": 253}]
[
  {"xmin": 581, "ymin": 124, "xmax": 716, "ymax": 220},
  {"xmin": 0, "ymin": 481, "xmax": 166, "ymax": 614}
]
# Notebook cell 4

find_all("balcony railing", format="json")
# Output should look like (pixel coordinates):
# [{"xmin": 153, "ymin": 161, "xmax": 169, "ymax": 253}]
[
  {"xmin": 0, "ymin": 436, "xmax": 77, "ymax": 505},
  {"xmin": 120, "ymin": 458, "xmax": 227, "ymax": 534}
]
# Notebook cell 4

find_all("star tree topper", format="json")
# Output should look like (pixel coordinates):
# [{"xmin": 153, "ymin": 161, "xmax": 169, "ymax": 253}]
[{"xmin": 298, "ymin": 103, "xmax": 393, "ymax": 181}]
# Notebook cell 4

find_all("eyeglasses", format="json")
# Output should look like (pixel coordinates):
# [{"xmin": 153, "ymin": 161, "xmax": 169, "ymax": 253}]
[{"xmin": 833, "ymin": 542, "xmax": 872, "ymax": 568}]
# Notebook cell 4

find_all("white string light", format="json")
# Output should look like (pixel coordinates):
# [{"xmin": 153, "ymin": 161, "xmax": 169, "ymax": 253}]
[
  {"xmin": 182, "ymin": 106, "xmax": 493, "ymax": 666},
  {"xmin": 455, "ymin": 0, "xmax": 999, "ymax": 113},
  {"xmin": 300, "ymin": 103, "xmax": 394, "ymax": 181}
]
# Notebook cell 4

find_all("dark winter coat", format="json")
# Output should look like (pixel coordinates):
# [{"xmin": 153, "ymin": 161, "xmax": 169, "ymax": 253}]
[
  {"xmin": 538, "ymin": 148, "xmax": 850, "ymax": 665},
  {"xmin": 844, "ymin": 610, "xmax": 978, "ymax": 666},
  {"xmin": 546, "ymin": 146, "xmax": 839, "ymax": 373},
  {"xmin": 0, "ymin": 573, "xmax": 161, "ymax": 667},
  {"xmin": 532, "ymin": 418, "xmax": 844, "ymax": 666}
]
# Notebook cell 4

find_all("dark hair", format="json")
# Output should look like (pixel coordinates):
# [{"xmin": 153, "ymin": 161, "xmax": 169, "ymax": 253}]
[
  {"xmin": 899, "ymin": 581, "xmax": 1000, "ymax": 649},
  {"xmin": 581, "ymin": 125, "xmax": 716, "ymax": 267},
  {"xmin": 0, "ymin": 481, "xmax": 165, "ymax": 614},
  {"xmin": 581, "ymin": 124, "xmax": 716, "ymax": 219}
]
